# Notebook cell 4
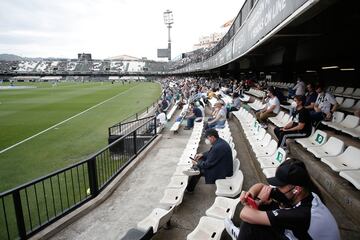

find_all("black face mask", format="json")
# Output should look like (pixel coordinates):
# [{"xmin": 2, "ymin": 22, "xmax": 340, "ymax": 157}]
[{"xmin": 269, "ymin": 188, "xmax": 293, "ymax": 207}]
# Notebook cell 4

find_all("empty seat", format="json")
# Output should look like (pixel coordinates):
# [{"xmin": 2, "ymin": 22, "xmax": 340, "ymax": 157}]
[
  {"xmin": 341, "ymin": 125, "xmax": 360, "ymax": 138},
  {"xmin": 167, "ymin": 176, "xmax": 189, "ymax": 189},
  {"xmin": 250, "ymin": 133, "xmax": 272, "ymax": 149},
  {"xmin": 159, "ymin": 188, "xmax": 185, "ymax": 207},
  {"xmin": 215, "ymin": 170, "xmax": 244, "ymax": 197},
  {"xmin": 307, "ymin": 137, "xmax": 345, "ymax": 158},
  {"xmin": 328, "ymin": 115, "xmax": 359, "ymax": 131},
  {"xmin": 233, "ymin": 158, "xmax": 240, "ymax": 173},
  {"xmin": 339, "ymin": 170, "xmax": 360, "ymax": 190},
  {"xmin": 187, "ymin": 216, "xmax": 225, "ymax": 240},
  {"xmin": 321, "ymin": 146, "xmax": 360, "ymax": 172},
  {"xmin": 263, "ymin": 168, "xmax": 277, "ymax": 178},
  {"xmin": 248, "ymin": 128, "xmax": 266, "ymax": 144},
  {"xmin": 206, "ymin": 197, "xmax": 239, "ymax": 219},
  {"xmin": 342, "ymin": 87, "xmax": 354, "ymax": 97},
  {"xmin": 340, "ymin": 98, "xmax": 355, "ymax": 109},
  {"xmin": 334, "ymin": 87, "xmax": 345, "ymax": 96},
  {"xmin": 295, "ymin": 130, "xmax": 328, "ymax": 148},
  {"xmin": 352, "ymin": 88, "xmax": 360, "ymax": 98},
  {"xmin": 269, "ymin": 111, "xmax": 285, "ymax": 125},
  {"xmin": 137, "ymin": 206, "xmax": 174, "ymax": 233},
  {"xmin": 335, "ymin": 96, "xmax": 344, "ymax": 105},
  {"xmin": 322, "ymin": 111, "xmax": 344, "ymax": 126},
  {"xmin": 258, "ymin": 148, "xmax": 287, "ymax": 169},
  {"xmin": 254, "ymin": 139, "xmax": 277, "ymax": 158}
]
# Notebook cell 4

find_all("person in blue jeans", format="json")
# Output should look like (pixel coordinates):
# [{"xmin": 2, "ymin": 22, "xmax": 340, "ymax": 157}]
[{"xmin": 184, "ymin": 102, "xmax": 203, "ymax": 130}]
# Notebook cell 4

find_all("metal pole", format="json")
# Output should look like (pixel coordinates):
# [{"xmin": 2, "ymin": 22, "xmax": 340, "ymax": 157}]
[
  {"xmin": 167, "ymin": 26, "xmax": 171, "ymax": 61},
  {"xmin": 13, "ymin": 191, "xmax": 27, "ymax": 239}
]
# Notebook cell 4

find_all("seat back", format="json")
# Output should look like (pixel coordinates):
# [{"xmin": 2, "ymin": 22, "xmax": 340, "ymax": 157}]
[
  {"xmin": 341, "ymin": 115, "xmax": 360, "ymax": 128},
  {"xmin": 233, "ymin": 158, "xmax": 240, "ymax": 173},
  {"xmin": 343, "ymin": 87, "xmax": 354, "ymax": 96},
  {"xmin": 353, "ymin": 100, "xmax": 360, "ymax": 110},
  {"xmin": 342, "ymin": 146, "xmax": 360, "ymax": 169},
  {"xmin": 327, "ymin": 85, "xmax": 336, "ymax": 93},
  {"xmin": 323, "ymin": 137, "xmax": 345, "ymax": 156},
  {"xmin": 311, "ymin": 130, "xmax": 328, "ymax": 145},
  {"xmin": 266, "ymin": 140, "xmax": 278, "ymax": 155},
  {"xmin": 273, "ymin": 148, "xmax": 287, "ymax": 164},
  {"xmin": 259, "ymin": 134, "xmax": 271, "ymax": 146},
  {"xmin": 331, "ymin": 111, "xmax": 345, "ymax": 123},
  {"xmin": 334, "ymin": 87, "xmax": 345, "ymax": 95},
  {"xmin": 341, "ymin": 98, "xmax": 355, "ymax": 108},
  {"xmin": 158, "ymin": 206, "xmax": 175, "ymax": 232},
  {"xmin": 276, "ymin": 111, "xmax": 285, "ymax": 120},
  {"xmin": 335, "ymin": 96, "xmax": 344, "ymax": 105},
  {"xmin": 353, "ymin": 88, "xmax": 360, "ymax": 98}
]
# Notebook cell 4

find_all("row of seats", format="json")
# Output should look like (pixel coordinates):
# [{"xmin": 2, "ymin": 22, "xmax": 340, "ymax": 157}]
[
  {"xmin": 322, "ymin": 112, "xmax": 360, "ymax": 138},
  {"xmin": 186, "ymin": 122, "xmax": 244, "ymax": 240},
  {"xmin": 120, "ymin": 120, "xmax": 205, "ymax": 239},
  {"xmin": 335, "ymin": 97, "xmax": 360, "ymax": 113},
  {"xmin": 248, "ymin": 99, "xmax": 266, "ymax": 111},
  {"xmin": 245, "ymin": 88, "xmax": 266, "ymax": 98},
  {"xmin": 328, "ymin": 86, "xmax": 360, "ymax": 99},
  {"xmin": 166, "ymin": 100, "xmax": 180, "ymax": 121},
  {"xmin": 233, "ymin": 108, "xmax": 287, "ymax": 178},
  {"xmin": 296, "ymin": 130, "xmax": 360, "ymax": 189},
  {"xmin": 267, "ymin": 81, "xmax": 295, "ymax": 89},
  {"xmin": 170, "ymin": 103, "xmax": 189, "ymax": 133}
]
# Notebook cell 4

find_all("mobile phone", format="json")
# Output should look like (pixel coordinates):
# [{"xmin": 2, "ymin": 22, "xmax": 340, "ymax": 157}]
[{"xmin": 245, "ymin": 196, "xmax": 258, "ymax": 209}]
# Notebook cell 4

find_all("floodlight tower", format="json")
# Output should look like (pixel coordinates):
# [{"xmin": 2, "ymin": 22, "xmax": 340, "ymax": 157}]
[{"xmin": 163, "ymin": 10, "xmax": 174, "ymax": 61}]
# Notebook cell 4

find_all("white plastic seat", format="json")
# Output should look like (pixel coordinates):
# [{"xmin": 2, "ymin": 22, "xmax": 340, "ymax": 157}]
[
  {"xmin": 322, "ymin": 111, "xmax": 344, "ymax": 126},
  {"xmin": 186, "ymin": 216, "xmax": 225, "ymax": 240},
  {"xmin": 215, "ymin": 170, "xmax": 244, "ymax": 197},
  {"xmin": 173, "ymin": 165, "xmax": 191, "ymax": 176},
  {"xmin": 269, "ymin": 111, "xmax": 285, "ymax": 125},
  {"xmin": 262, "ymin": 168, "xmax": 277, "ymax": 178},
  {"xmin": 254, "ymin": 139, "xmax": 277, "ymax": 158},
  {"xmin": 328, "ymin": 115, "xmax": 360, "ymax": 131},
  {"xmin": 352, "ymin": 88, "xmax": 360, "ymax": 98},
  {"xmin": 335, "ymin": 96, "xmax": 344, "ymax": 105},
  {"xmin": 205, "ymin": 197, "xmax": 239, "ymax": 220},
  {"xmin": 295, "ymin": 130, "xmax": 328, "ymax": 148},
  {"xmin": 341, "ymin": 125, "xmax": 360, "ymax": 138},
  {"xmin": 251, "ymin": 133, "xmax": 271, "ymax": 149},
  {"xmin": 339, "ymin": 170, "xmax": 360, "ymax": 190},
  {"xmin": 321, "ymin": 146, "xmax": 360, "ymax": 172},
  {"xmin": 232, "ymin": 149, "xmax": 237, "ymax": 160},
  {"xmin": 159, "ymin": 188, "xmax": 185, "ymax": 207},
  {"xmin": 258, "ymin": 148, "xmax": 287, "ymax": 169},
  {"xmin": 232, "ymin": 158, "xmax": 240, "ymax": 174},
  {"xmin": 334, "ymin": 87, "xmax": 345, "ymax": 96},
  {"xmin": 137, "ymin": 206, "xmax": 174, "ymax": 233},
  {"xmin": 167, "ymin": 176, "xmax": 189, "ymax": 189},
  {"xmin": 340, "ymin": 98, "xmax": 355, "ymax": 109},
  {"xmin": 307, "ymin": 137, "xmax": 345, "ymax": 158},
  {"xmin": 248, "ymin": 128, "xmax": 266, "ymax": 144}
]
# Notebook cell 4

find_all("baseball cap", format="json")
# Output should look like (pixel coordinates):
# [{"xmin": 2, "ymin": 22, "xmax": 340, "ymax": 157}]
[{"xmin": 267, "ymin": 159, "xmax": 311, "ymax": 187}]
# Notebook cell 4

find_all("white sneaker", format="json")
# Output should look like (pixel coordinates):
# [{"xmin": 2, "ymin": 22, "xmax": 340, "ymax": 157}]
[
  {"xmin": 224, "ymin": 218, "xmax": 239, "ymax": 240},
  {"xmin": 182, "ymin": 168, "xmax": 200, "ymax": 176}
]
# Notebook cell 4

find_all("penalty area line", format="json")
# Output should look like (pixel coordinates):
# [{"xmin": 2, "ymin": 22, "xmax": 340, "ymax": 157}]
[{"xmin": 0, "ymin": 85, "xmax": 139, "ymax": 154}]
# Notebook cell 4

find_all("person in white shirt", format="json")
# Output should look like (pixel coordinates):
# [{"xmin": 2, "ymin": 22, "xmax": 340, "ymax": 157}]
[
  {"xmin": 292, "ymin": 77, "xmax": 305, "ymax": 96},
  {"xmin": 256, "ymin": 87, "xmax": 280, "ymax": 128},
  {"xmin": 310, "ymin": 84, "xmax": 338, "ymax": 122}
]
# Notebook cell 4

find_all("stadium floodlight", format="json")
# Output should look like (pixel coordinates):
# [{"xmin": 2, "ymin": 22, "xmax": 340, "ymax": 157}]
[{"xmin": 163, "ymin": 10, "xmax": 174, "ymax": 61}]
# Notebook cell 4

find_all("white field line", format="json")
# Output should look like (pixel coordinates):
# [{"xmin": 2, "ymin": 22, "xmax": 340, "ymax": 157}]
[{"xmin": 0, "ymin": 85, "xmax": 139, "ymax": 154}]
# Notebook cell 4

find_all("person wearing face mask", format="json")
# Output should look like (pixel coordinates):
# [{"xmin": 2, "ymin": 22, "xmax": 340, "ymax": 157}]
[
  {"xmin": 274, "ymin": 95, "xmax": 312, "ymax": 149},
  {"xmin": 183, "ymin": 129, "xmax": 233, "ymax": 192},
  {"xmin": 310, "ymin": 84, "xmax": 338, "ymax": 122},
  {"xmin": 256, "ymin": 87, "xmax": 280, "ymax": 128},
  {"xmin": 224, "ymin": 158, "xmax": 340, "ymax": 240}
]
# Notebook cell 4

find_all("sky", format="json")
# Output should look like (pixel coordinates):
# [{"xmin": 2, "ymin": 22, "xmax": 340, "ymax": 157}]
[{"xmin": 0, "ymin": 0, "xmax": 245, "ymax": 60}]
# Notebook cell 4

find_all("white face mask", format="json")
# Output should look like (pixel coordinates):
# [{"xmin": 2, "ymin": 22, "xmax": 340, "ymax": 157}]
[
  {"xmin": 205, "ymin": 139, "xmax": 211, "ymax": 145},
  {"xmin": 291, "ymin": 101, "xmax": 297, "ymax": 108}
]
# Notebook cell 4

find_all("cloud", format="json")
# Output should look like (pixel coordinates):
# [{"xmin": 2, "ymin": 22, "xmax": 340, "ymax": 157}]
[{"xmin": 0, "ymin": 0, "xmax": 244, "ymax": 60}]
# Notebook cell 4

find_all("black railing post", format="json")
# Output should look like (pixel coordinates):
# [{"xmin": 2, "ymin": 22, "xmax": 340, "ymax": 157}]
[
  {"xmin": 136, "ymin": 113, "xmax": 138, "ymax": 120},
  {"xmin": 87, "ymin": 157, "xmax": 99, "ymax": 197},
  {"xmin": 119, "ymin": 123, "xmax": 122, "ymax": 134},
  {"xmin": 13, "ymin": 190, "xmax": 27, "ymax": 239},
  {"xmin": 154, "ymin": 117, "xmax": 157, "ymax": 135},
  {"xmin": 133, "ymin": 131, "xmax": 137, "ymax": 155}
]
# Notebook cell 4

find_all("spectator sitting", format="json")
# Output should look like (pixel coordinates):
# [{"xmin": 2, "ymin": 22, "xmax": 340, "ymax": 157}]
[
  {"xmin": 290, "ymin": 77, "xmax": 305, "ymax": 97},
  {"xmin": 227, "ymin": 92, "xmax": 242, "ymax": 118},
  {"xmin": 309, "ymin": 84, "xmax": 338, "ymax": 123},
  {"xmin": 156, "ymin": 110, "xmax": 167, "ymax": 127},
  {"xmin": 289, "ymin": 83, "xmax": 318, "ymax": 116},
  {"xmin": 274, "ymin": 95, "xmax": 312, "ymax": 149},
  {"xmin": 224, "ymin": 158, "xmax": 340, "ymax": 240},
  {"xmin": 183, "ymin": 129, "xmax": 233, "ymax": 192},
  {"xmin": 184, "ymin": 102, "xmax": 203, "ymax": 130},
  {"xmin": 256, "ymin": 87, "xmax": 280, "ymax": 129},
  {"xmin": 161, "ymin": 98, "xmax": 170, "ymax": 112},
  {"xmin": 205, "ymin": 101, "xmax": 227, "ymax": 129}
]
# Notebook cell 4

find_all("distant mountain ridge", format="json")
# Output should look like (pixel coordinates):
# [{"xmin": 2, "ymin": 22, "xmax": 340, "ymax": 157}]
[{"xmin": 0, "ymin": 54, "xmax": 69, "ymax": 61}]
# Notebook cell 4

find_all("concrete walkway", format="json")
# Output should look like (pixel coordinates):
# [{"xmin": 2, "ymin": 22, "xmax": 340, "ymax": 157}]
[{"xmin": 50, "ymin": 114, "xmax": 197, "ymax": 240}]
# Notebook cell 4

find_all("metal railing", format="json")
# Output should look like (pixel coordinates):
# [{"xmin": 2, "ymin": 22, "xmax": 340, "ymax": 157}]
[{"xmin": 0, "ymin": 116, "xmax": 157, "ymax": 240}]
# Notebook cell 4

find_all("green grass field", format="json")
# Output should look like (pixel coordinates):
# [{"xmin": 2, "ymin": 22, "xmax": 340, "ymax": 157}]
[{"xmin": 0, "ymin": 81, "xmax": 161, "ymax": 192}]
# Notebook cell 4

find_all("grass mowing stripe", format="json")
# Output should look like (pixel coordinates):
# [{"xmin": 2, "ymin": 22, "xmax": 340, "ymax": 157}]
[{"xmin": 0, "ymin": 84, "xmax": 139, "ymax": 154}]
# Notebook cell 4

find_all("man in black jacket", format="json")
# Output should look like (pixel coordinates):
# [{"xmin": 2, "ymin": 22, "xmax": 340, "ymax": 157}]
[{"xmin": 184, "ymin": 129, "xmax": 233, "ymax": 192}]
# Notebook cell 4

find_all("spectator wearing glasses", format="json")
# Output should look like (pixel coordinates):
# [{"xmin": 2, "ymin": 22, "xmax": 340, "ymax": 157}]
[{"xmin": 224, "ymin": 158, "xmax": 340, "ymax": 240}]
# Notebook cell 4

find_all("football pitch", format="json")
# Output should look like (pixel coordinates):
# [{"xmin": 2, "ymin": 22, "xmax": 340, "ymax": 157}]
[{"xmin": 0, "ymin": 81, "xmax": 161, "ymax": 192}]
